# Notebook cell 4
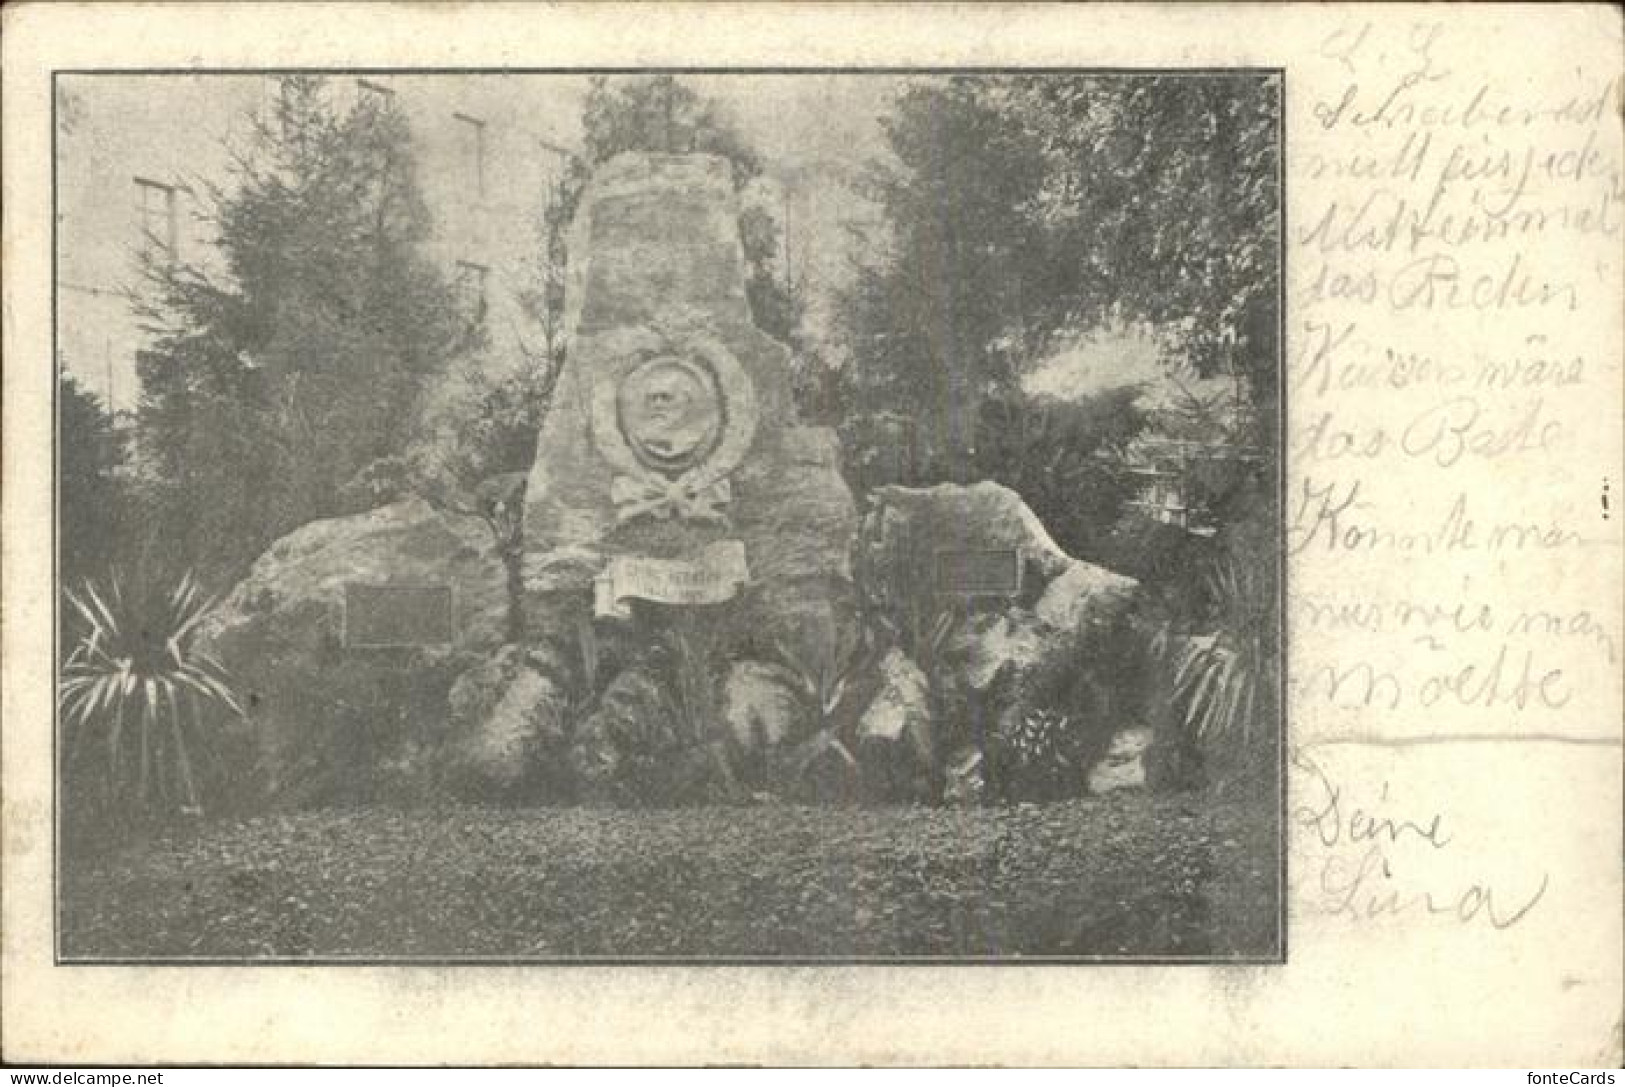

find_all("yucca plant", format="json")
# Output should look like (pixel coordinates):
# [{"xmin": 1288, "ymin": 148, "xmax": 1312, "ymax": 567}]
[
  {"xmin": 1158, "ymin": 552, "xmax": 1276, "ymax": 788},
  {"xmin": 624, "ymin": 620, "xmax": 738, "ymax": 803},
  {"xmin": 59, "ymin": 572, "xmax": 244, "ymax": 817},
  {"xmin": 766, "ymin": 626, "xmax": 889, "ymax": 792},
  {"xmin": 653, "ymin": 622, "xmax": 724, "ymax": 749}
]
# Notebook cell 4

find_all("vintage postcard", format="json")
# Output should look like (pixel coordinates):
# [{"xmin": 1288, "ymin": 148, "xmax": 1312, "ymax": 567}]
[{"xmin": 3, "ymin": 1, "xmax": 1620, "ymax": 1067}]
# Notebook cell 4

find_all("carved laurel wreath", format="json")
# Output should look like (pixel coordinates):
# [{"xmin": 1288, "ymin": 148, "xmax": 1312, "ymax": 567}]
[{"xmin": 589, "ymin": 327, "xmax": 758, "ymax": 521}]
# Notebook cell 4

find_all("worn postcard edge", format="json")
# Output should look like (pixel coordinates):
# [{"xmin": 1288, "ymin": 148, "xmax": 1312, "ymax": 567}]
[{"xmin": 3, "ymin": 0, "xmax": 1622, "ymax": 1068}]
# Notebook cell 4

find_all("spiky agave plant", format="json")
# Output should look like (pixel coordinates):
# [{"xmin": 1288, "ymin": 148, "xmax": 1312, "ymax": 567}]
[{"xmin": 59, "ymin": 572, "xmax": 244, "ymax": 816}]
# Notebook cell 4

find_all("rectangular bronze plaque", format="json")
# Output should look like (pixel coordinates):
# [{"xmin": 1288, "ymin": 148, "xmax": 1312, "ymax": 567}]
[
  {"xmin": 343, "ymin": 584, "xmax": 457, "ymax": 648},
  {"xmin": 933, "ymin": 549, "xmax": 1022, "ymax": 596}
]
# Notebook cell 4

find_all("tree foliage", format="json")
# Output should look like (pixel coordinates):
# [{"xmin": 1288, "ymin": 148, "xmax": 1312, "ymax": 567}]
[
  {"xmin": 58, "ymin": 374, "xmax": 128, "ymax": 586},
  {"xmin": 134, "ymin": 77, "xmax": 473, "ymax": 579},
  {"xmin": 999, "ymin": 74, "xmax": 1281, "ymax": 439},
  {"xmin": 975, "ymin": 386, "xmax": 1147, "ymax": 560},
  {"xmin": 581, "ymin": 75, "xmax": 762, "ymax": 186},
  {"xmin": 579, "ymin": 75, "xmax": 798, "ymax": 343},
  {"xmin": 836, "ymin": 74, "xmax": 1280, "ymax": 560},
  {"xmin": 839, "ymin": 80, "xmax": 1054, "ymax": 473},
  {"xmin": 517, "ymin": 153, "xmax": 592, "ymax": 377}
]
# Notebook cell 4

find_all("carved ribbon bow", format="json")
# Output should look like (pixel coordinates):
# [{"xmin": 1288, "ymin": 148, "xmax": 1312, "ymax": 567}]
[{"xmin": 610, "ymin": 474, "xmax": 732, "ymax": 526}]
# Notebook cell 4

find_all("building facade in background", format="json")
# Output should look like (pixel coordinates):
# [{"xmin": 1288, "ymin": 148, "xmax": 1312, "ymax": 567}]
[{"xmin": 56, "ymin": 74, "xmax": 574, "ymax": 418}]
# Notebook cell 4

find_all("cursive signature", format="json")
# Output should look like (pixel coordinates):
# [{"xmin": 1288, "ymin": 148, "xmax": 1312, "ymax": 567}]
[
  {"xmin": 1293, "ymin": 749, "xmax": 1453, "ymax": 850},
  {"xmin": 1316, "ymin": 844, "xmax": 1549, "ymax": 930},
  {"xmin": 1293, "ymin": 749, "xmax": 1550, "ymax": 929}
]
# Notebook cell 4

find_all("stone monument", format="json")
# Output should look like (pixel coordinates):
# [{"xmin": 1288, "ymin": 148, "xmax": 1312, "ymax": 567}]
[
  {"xmin": 200, "ymin": 152, "xmax": 1139, "ymax": 807},
  {"xmin": 518, "ymin": 153, "xmax": 860, "ymax": 798}
]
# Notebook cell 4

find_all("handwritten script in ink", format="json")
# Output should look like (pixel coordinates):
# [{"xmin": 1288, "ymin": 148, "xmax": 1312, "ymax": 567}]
[
  {"xmin": 1292, "ymin": 750, "xmax": 1549, "ymax": 928},
  {"xmin": 1292, "ymin": 18, "xmax": 1622, "ymax": 740}
]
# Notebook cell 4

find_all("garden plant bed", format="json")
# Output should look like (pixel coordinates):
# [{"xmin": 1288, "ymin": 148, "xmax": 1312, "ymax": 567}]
[{"xmin": 61, "ymin": 792, "xmax": 1278, "ymax": 960}]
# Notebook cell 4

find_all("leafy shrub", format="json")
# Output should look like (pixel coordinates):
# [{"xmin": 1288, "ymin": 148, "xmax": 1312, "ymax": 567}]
[
  {"xmin": 1146, "ymin": 549, "xmax": 1277, "ymax": 792},
  {"xmin": 983, "ymin": 617, "xmax": 1139, "ymax": 802},
  {"xmin": 256, "ymin": 646, "xmax": 476, "ymax": 808},
  {"xmin": 972, "ymin": 389, "xmax": 1145, "ymax": 561},
  {"xmin": 574, "ymin": 618, "xmax": 739, "ymax": 807},
  {"xmin": 654, "ymin": 624, "xmax": 726, "ymax": 753},
  {"xmin": 1097, "ymin": 512, "xmax": 1220, "ymax": 612},
  {"xmin": 990, "ymin": 709, "xmax": 1092, "ymax": 802},
  {"xmin": 59, "ymin": 572, "xmax": 244, "ymax": 822}
]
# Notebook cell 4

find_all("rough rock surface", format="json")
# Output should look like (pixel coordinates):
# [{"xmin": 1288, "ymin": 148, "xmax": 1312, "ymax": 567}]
[
  {"xmin": 722, "ymin": 660, "xmax": 803, "ymax": 752},
  {"xmin": 1088, "ymin": 726, "xmax": 1152, "ymax": 795},
  {"xmin": 1035, "ymin": 560, "xmax": 1139, "ymax": 632},
  {"xmin": 859, "ymin": 480, "xmax": 1133, "ymax": 624},
  {"xmin": 857, "ymin": 649, "xmax": 933, "ymax": 757},
  {"xmin": 522, "ymin": 155, "xmax": 855, "ymax": 587},
  {"xmin": 198, "ymin": 497, "xmax": 509, "ymax": 801},
  {"xmin": 858, "ymin": 481, "xmax": 1142, "ymax": 795},
  {"xmin": 204, "ymin": 497, "xmax": 508, "ymax": 652},
  {"xmin": 860, "ymin": 479, "xmax": 1139, "ymax": 639},
  {"xmin": 942, "ymin": 745, "xmax": 987, "ymax": 807},
  {"xmin": 570, "ymin": 667, "xmax": 735, "ymax": 804},
  {"xmin": 946, "ymin": 612, "xmax": 1050, "ymax": 695},
  {"xmin": 569, "ymin": 669, "xmax": 668, "ymax": 792},
  {"xmin": 509, "ymin": 153, "xmax": 863, "ymax": 802},
  {"xmin": 519, "ymin": 154, "xmax": 859, "ymax": 671},
  {"xmin": 443, "ymin": 645, "xmax": 573, "ymax": 799},
  {"xmin": 855, "ymin": 648, "xmax": 935, "ymax": 801}
]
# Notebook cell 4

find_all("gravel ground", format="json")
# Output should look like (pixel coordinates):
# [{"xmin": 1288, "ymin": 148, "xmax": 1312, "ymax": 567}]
[{"xmin": 60, "ymin": 793, "xmax": 1280, "ymax": 960}]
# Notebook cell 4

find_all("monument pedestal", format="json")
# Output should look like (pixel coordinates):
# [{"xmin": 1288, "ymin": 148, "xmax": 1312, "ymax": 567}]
[{"xmin": 514, "ymin": 153, "xmax": 860, "ymax": 800}]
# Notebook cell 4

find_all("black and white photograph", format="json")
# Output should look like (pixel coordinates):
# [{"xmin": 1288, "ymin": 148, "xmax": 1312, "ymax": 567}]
[{"xmin": 54, "ymin": 70, "xmax": 1283, "ymax": 962}]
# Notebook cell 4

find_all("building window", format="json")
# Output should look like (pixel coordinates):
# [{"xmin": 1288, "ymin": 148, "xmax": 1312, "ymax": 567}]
[
  {"xmin": 357, "ymin": 78, "xmax": 395, "ymax": 112},
  {"xmin": 453, "ymin": 113, "xmax": 487, "ymax": 198},
  {"xmin": 454, "ymin": 261, "xmax": 489, "ymax": 327},
  {"xmin": 135, "ymin": 177, "xmax": 178, "ymax": 263}
]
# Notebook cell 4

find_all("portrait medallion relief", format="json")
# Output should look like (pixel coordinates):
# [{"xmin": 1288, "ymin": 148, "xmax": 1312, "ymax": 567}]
[
  {"xmin": 589, "ymin": 334, "xmax": 760, "ymax": 527},
  {"xmin": 616, "ymin": 354, "xmax": 724, "ymax": 476}
]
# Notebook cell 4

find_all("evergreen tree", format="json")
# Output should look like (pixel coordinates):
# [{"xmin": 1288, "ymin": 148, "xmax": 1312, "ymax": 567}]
[
  {"xmin": 579, "ymin": 75, "xmax": 797, "ymax": 342},
  {"xmin": 581, "ymin": 75, "xmax": 762, "ymax": 184},
  {"xmin": 134, "ymin": 77, "xmax": 473, "ymax": 579},
  {"xmin": 838, "ymin": 78, "xmax": 1054, "ymax": 479},
  {"xmin": 58, "ymin": 373, "xmax": 127, "ymax": 586}
]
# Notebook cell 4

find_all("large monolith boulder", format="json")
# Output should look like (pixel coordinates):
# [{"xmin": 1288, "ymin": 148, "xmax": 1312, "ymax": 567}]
[
  {"xmin": 517, "ymin": 153, "xmax": 861, "ymax": 798},
  {"xmin": 522, "ymin": 154, "xmax": 856, "ymax": 610}
]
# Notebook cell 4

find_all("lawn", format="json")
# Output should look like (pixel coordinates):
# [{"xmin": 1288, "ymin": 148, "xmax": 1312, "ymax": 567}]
[{"xmin": 60, "ymin": 792, "xmax": 1280, "ymax": 960}]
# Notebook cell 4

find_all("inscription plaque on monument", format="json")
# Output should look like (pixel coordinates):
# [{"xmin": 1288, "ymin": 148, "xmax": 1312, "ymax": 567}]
[
  {"xmin": 933, "ymin": 548, "xmax": 1023, "ymax": 597},
  {"xmin": 343, "ymin": 584, "xmax": 457, "ymax": 648},
  {"xmin": 593, "ymin": 539, "xmax": 751, "ymax": 618}
]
